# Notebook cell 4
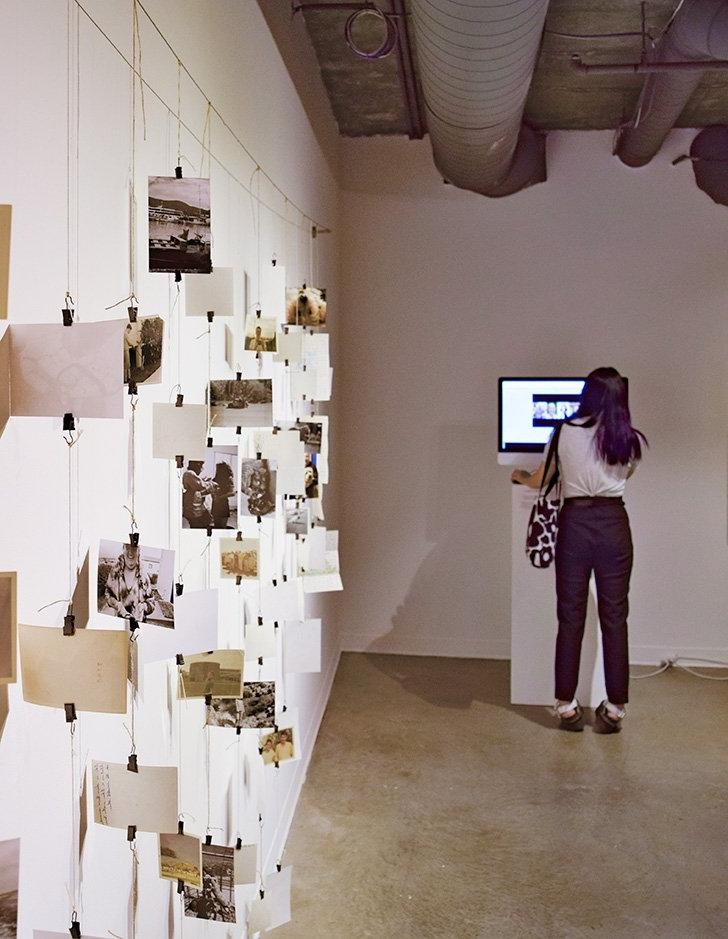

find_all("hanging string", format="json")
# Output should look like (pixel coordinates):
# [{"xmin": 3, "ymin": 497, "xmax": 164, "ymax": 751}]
[
  {"xmin": 200, "ymin": 101, "xmax": 212, "ymax": 177},
  {"xmin": 68, "ymin": 719, "xmax": 79, "ymax": 927},
  {"xmin": 124, "ymin": 395, "xmax": 139, "ymax": 532},
  {"xmin": 177, "ymin": 57, "xmax": 182, "ymax": 167},
  {"xmin": 129, "ymin": 838, "xmax": 139, "ymax": 939}
]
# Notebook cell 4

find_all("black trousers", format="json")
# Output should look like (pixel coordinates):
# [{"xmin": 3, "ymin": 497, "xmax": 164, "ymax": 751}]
[{"xmin": 555, "ymin": 497, "xmax": 633, "ymax": 704}]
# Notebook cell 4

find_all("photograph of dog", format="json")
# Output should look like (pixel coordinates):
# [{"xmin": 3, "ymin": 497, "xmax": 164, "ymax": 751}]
[
  {"xmin": 285, "ymin": 285, "xmax": 327, "ymax": 327},
  {"xmin": 123, "ymin": 316, "xmax": 163, "ymax": 384}
]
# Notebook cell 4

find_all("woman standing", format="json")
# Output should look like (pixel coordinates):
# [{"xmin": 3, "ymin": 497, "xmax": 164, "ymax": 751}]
[{"xmin": 512, "ymin": 368, "xmax": 646, "ymax": 733}]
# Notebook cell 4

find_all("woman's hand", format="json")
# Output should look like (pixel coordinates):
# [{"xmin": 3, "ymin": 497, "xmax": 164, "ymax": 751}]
[{"xmin": 511, "ymin": 469, "xmax": 531, "ymax": 486}]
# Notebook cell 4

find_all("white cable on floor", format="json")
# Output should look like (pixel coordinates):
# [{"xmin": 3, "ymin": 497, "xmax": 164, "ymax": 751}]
[{"xmin": 631, "ymin": 657, "xmax": 728, "ymax": 681}]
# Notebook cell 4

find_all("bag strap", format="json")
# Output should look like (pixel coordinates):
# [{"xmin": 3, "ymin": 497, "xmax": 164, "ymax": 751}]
[{"xmin": 541, "ymin": 421, "xmax": 563, "ymax": 499}]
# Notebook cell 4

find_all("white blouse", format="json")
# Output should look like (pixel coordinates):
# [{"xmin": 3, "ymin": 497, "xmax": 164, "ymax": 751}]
[{"xmin": 549, "ymin": 420, "xmax": 636, "ymax": 499}]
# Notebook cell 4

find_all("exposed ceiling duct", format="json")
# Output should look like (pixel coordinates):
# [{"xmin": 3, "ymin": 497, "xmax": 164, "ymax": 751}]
[
  {"xmin": 615, "ymin": 0, "xmax": 728, "ymax": 167},
  {"xmin": 409, "ymin": 0, "xmax": 551, "ymax": 198}
]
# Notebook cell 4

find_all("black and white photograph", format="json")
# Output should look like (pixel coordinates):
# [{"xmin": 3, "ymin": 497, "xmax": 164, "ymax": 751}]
[
  {"xmin": 179, "ymin": 650, "xmax": 244, "ymax": 699},
  {"xmin": 208, "ymin": 378, "xmax": 273, "ymax": 428},
  {"xmin": 123, "ymin": 315, "xmax": 164, "ymax": 385},
  {"xmin": 184, "ymin": 842, "xmax": 236, "ymax": 923},
  {"xmin": 182, "ymin": 446, "xmax": 238, "ymax": 530},
  {"xmin": 97, "ymin": 540, "xmax": 176, "ymax": 627},
  {"xmin": 0, "ymin": 837, "xmax": 19, "ymax": 938},
  {"xmin": 244, "ymin": 315, "xmax": 277, "ymax": 353},
  {"xmin": 304, "ymin": 450, "xmax": 319, "ymax": 499},
  {"xmin": 240, "ymin": 458, "xmax": 276, "ymax": 517},
  {"xmin": 285, "ymin": 285, "xmax": 327, "ymax": 327},
  {"xmin": 206, "ymin": 681, "xmax": 275, "ymax": 729},
  {"xmin": 285, "ymin": 501, "xmax": 309, "ymax": 536},
  {"xmin": 148, "ymin": 176, "xmax": 211, "ymax": 274},
  {"xmin": 219, "ymin": 537, "xmax": 259, "ymax": 580},
  {"xmin": 297, "ymin": 420, "xmax": 322, "ymax": 454}
]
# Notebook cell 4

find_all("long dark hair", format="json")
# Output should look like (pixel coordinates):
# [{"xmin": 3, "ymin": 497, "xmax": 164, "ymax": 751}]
[{"xmin": 570, "ymin": 367, "xmax": 647, "ymax": 466}]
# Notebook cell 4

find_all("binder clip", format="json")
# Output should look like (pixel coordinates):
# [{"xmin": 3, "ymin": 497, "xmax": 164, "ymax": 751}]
[
  {"xmin": 128, "ymin": 617, "xmax": 139, "ymax": 636},
  {"xmin": 206, "ymin": 310, "xmax": 214, "ymax": 323},
  {"xmin": 69, "ymin": 918, "xmax": 82, "ymax": 938},
  {"xmin": 236, "ymin": 531, "xmax": 242, "ymax": 541},
  {"xmin": 255, "ymin": 305, "xmax": 261, "ymax": 319},
  {"xmin": 257, "ymin": 656, "xmax": 263, "ymax": 667},
  {"xmin": 177, "ymin": 879, "xmax": 184, "ymax": 894},
  {"xmin": 174, "ymin": 270, "xmax": 181, "ymax": 283},
  {"xmin": 272, "ymin": 578, "xmax": 277, "ymax": 588},
  {"xmin": 256, "ymin": 516, "xmax": 261, "ymax": 525},
  {"xmin": 256, "ymin": 452, "xmax": 262, "ymax": 461},
  {"xmin": 276, "ymin": 862, "xmax": 282, "ymax": 873},
  {"xmin": 207, "ymin": 436, "xmax": 213, "ymax": 448},
  {"xmin": 63, "ymin": 613, "xmax": 75, "ymax": 636},
  {"xmin": 175, "ymin": 582, "xmax": 184, "ymax": 597},
  {"xmin": 64, "ymin": 703, "xmax": 77, "ymax": 723},
  {"xmin": 284, "ymin": 359, "xmax": 289, "ymax": 367},
  {"xmin": 175, "ymin": 165, "xmax": 183, "ymax": 179},
  {"xmin": 176, "ymin": 653, "xmax": 185, "ymax": 666},
  {"xmin": 178, "ymin": 819, "xmax": 185, "ymax": 834},
  {"xmin": 127, "ymin": 753, "xmax": 138, "ymax": 773},
  {"xmin": 175, "ymin": 455, "xmax": 184, "ymax": 469},
  {"xmin": 235, "ymin": 575, "xmax": 242, "ymax": 586},
  {"xmin": 206, "ymin": 527, "xmax": 212, "ymax": 538},
  {"xmin": 273, "ymin": 621, "xmax": 279, "ymax": 630},
  {"xmin": 127, "ymin": 304, "xmax": 138, "ymax": 323},
  {"xmin": 129, "ymin": 531, "xmax": 140, "ymax": 546},
  {"xmin": 62, "ymin": 307, "xmax": 74, "ymax": 326},
  {"xmin": 258, "ymin": 616, "xmax": 263, "ymax": 626},
  {"xmin": 235, "ymin": 837, "xmax": 242, "ymax": 850},
  {"xmin": 259, "ymin": 888, "xmax": 265, "ymax": 900},
  {"xmin": 236, "ymin": 372, "xmax": 242, "ymax": 381},
  {"xmin": 127, "ymin": 825, "xmax": 137, "ymax": 842},
  {"xmin": 271, "ymin": 255, "xmax": 277, "ymax": 268},
  {"xmin": 257, "ymin": 746, "xmax": 263, "ymax": 756},
  {"xmin": 236, "ymin": 725, "xmax": 242, "ymax": 736},
  {"xmin": 236, "ymin": 426, "xmax": 241, "ymax": 436},
  {"xmin": 282, "ymin": 574, "xmax": 288, "ymax": 583},
  {"xmin": 127, "ymin": 379, "xmax": 138, "ymax": 396},
  {"xmin": 205, "ymin": 834, "xmax": 212, "ymax": 845},
  {"xmin": 282, "ymin": 704, "xmax": 288, "ymax": 714},
  {"xmin": 63, "ymin": 413, "xmax": 75, "ymax": 432},
  {"xmin": 205, "ymin": 694, "xmax": 213, "ymax": 706},
  {"xmin": 175, "ymin": 393, "xmax": 184, "ymax": 407}
]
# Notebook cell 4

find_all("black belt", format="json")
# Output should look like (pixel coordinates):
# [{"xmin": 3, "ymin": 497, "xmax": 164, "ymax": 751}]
[{"xmin": 563, "ymin": 496, "xmax": 624, "ymax": 506}]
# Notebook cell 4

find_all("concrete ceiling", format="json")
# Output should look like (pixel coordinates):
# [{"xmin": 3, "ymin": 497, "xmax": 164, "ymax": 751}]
[{"xmin": 299, "ymin": 0, "xmax": 728, "ymax": 136}]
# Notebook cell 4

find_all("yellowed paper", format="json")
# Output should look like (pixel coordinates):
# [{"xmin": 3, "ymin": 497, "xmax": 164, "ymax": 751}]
[
  {"xmin": 0, "ymin": 327, "xmax": 11, "ymax": 437},
  {"xmin": 0, "ymin": 205, "xmax": 10, "ymax": 318},
  {"xmin": 178, "ymin": 649, "xmax": 244, "ymax": 699},
  {"xmin": 20, "ymin": 624, "xmax": 127, "ymax": 713},
  {"xmin": 152, "ymin": 402, "xmax": 208, "ymax": 462},
  {"xmin": 91, "ymin": 760, "xmax": 178, "ymax": 832},
  {"xmin": 0, "ymin": 571, "xmax": 16, "ymax": 684}
]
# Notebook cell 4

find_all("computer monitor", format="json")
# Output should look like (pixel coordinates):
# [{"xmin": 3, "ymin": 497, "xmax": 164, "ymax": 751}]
[{"xmin": 498, "ymin": 376, "xmax": 628, "ymax": 455}]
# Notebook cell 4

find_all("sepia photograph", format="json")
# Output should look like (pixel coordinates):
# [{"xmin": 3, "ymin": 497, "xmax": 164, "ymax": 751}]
[
  {"xmin": 208, "ymin": 378, "xmax": 273, "ymax": 428},
  {"xmin": 240, "ymin": 459, "xmax": 276, "ymax": 517},
  {"xmin": 0, "ymin": 572, "xmax": 16, "ymax": 685},
  {"xmin": 244, "ymin": 315, "xmax": 277, "ymax": 353},
  {"xmin": 304, "ymin": 451, "xmax": 319, "ymax": 499},
  {"xmin": 0, "ymin": 837, "xmax": 19, "ymax": 938},
  {"xmin": 123, "ymin": 315, "xmax": 164, "ymax": 385},
  {"xmin": 97, "ymin": 540, "xmax": 175, "ymax": 627},
  {"xmin": 184, "ymin": 842, "xmax": 236, "ymax": 923},
  {"xmin": 182, "ymin": 446, "xmax": 238, "ymax": 530},
  {"xmin": 148, "ymin": 176, "xmax": 211, "ymax": 274},
  {"xmin": 179, "ymin": 650, "xmax": 244, "ymax": 699},
  {"xmin": 285, "ymin": 502, "xmax": 309, "ymax": 536},
  {"xmin": 285, "ymin": 285, "xmax": 327, "ymax": 327},
  {"xmin": 207, "ymin": 681, "xmax": 275, "ymax": 729},
  {"xmin": 219, "ymin": 537, "xmax": 259, "ymax": 580},
  {"xmin": 260, "ymin": 726, "xmax": 295, "ymax": 766},
  {"xmin": 297, "ymin": 420, "xmax": 322, "ymax": 454},
  {"xmin": 159, "ymin": 832, "xmax": 203, "ymax": 888}
]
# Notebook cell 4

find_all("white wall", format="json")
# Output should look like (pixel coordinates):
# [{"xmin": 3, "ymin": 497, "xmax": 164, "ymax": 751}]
[
  {"xmin": 0, "ymin": 0, "xmax": 340, "ymax": 935},
  {"xmin": 338, "ymin": 132, "xmax": 728, "ymax": 662}
]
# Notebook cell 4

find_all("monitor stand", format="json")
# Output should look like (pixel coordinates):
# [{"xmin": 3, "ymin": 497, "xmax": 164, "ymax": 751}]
[{"xmin": 510, "ymin": 484, "xmax": 606, "ymax": 707}]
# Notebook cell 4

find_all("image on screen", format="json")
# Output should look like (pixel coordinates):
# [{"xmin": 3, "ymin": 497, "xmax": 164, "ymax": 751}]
[{"xmin": 499, "ymin": 378, "xmax": 585, "ymax": 453}]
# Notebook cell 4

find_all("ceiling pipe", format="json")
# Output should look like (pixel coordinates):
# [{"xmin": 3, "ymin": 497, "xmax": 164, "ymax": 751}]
[
  {"xmin": 409, "ymin": 0, "xmax": 551, "ymax": 198},
  {"xmin": 615, "ymin": 0, "xmax": 728, "ymax": 168}
]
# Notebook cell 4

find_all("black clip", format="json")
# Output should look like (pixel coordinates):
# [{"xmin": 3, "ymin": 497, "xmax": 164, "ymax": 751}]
[
  {"xmin": 205, "ymin": 834, "xmax": 212, "ymax": 845},
  {"xmin": 236, "ymin": 371, "xmax": 242, "ymax": 381},
  {"xmin": 235, "ymin": 837, "xmax": 242, "ymax": 850},
  {"xmin": 281, "ymin": 704, "xmax": 287, "ymax": 713},
  {"xmin": 236, "ymin": 426, "xmax": 241, "ymax": 436},
  {"xmin": 127, "ymin": 304, "xmax": 138, "ymax": 323},
  {"xmin": 256, "ymin": 452, "xmax": 262, "ymax": 461},
  {"xmin": 206, "ymin": 310, "xmax": 214, "ymax": 323},
  {"xmin": 206, "ymin": 527, "xmax": 212, "ymax": 538},
  {"xmin": 276, "ymin": 861, "xmax": 282, "ymax": 872},
  {"xmin": 236, "ymin": 531, "xmax": 243, "ymax": 541},
  {"xmin": 257, "ymin": 656, "xmax": 263, "ymax": 667},
  {"xmin": 127, "ymin": 753, "xmax": 138, "ymax": 773},
  {"xmin": 256, "ymin": 515, "xmax": 262, "ymax": 525},
  {"xmin": 62, "ymin": 307, "xmax": 74, "ymax": 326},
  {"xmin": 257, "ymin": 616, "xmax": 263, "ymax": 627},
  {"xmin": 63, "ymin": 613, "xmax": 75, "ymax": 636},
  {"xmin": 129, "ymin": 531, "xmax": 140, "ymax": 546},
  {"xmin": 127, "ymin": 824, "xmax": 137, "ymax": 842},
  {"xmin": 236, "ymin": 725, "xmax": 242, "ymax": 736},
  {"xmin": 174, "ymin": 270, "xmax": 181, "ymax": 283},
  {"xmin": 207, "ymin": 436, "xmax": 213, "ymax": 448},
  {"xmin": 175, "ymin": 393, "xmax": 184, "ymax": 407},
  {"xmin": 127, "ymin": 379, "xmax": 138, "ymax": 396},
  {"xmin": 236, "ymin": 575, "xmax": 242, "ymax": 586},
  {"xmin": 177, "ymin": 879, "xmax": 184, "ymax": 894},
  {"xmin": 205, "ymin": 694, "xmax": 213, "ymax": 706},
  {"xmin": 69, "ymin": 918, "xmax": 82, "ymax": 938},
  {"xmin": 284, "ymin": 359, "xmax": 289, "ymax": 368},
  {"xmin": 128, "ymin": 617, "xmax": 139, "ymax": 635},
  {"xmin": 255, "ymin": 305, "xmax": 261, "ymax": 319},
  {"xmin": 175, "ymin": 582, "xmax": 184, "ymax": 597},
  {"xmin": 175, "ymin": 455, "xmax": 184, "ymax": 469},
  {"xmin": 63, "ymin": 413, "xmax": 75, "ymax": 432},
  {"xmin": 64, "ymin": 703, "xmax": 77, "ymax": 723},
  {"xmin": 282, "ymin": 574, "xmax": 288, "ymax": 583},
  {"xmin": 259, "ymin": 888, "xmax": 265, "ymax": 900},
  {"xmin": 273, "ymin": 621, "xmax": 279, "ymax": 630},
  {"xmin": 176, "ymin": 653, "xmax": 185, "ymax": 666},
  {"xmin": 257, "ymin": 746, "xmax": 263, "ymax": 756},
  {"xmin": 178, "ymin": 819, "xmax": 184, "ymax": 834},
  {"xmin": 272, "ymin": 579, "xmax": 277, "ymax": 587},
  {"xmin": 271, "ymin": 255, "xmax": 277, "ymax": 267},
  {"xmin": 175, "ymin": 165, "xmax": 183, "ymax": 179}
]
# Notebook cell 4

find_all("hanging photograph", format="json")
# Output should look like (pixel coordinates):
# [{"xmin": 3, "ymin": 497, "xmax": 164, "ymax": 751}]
[
  {"xmin": 0, "ymin": 572, "xmax": 16, "ymax": 685},
  {"xmin": 182, "ymin": 446, "xmax": 238, "ymax": 530},
  {"xmin": 123, "ymin": 315, "xmax": 164, "ymax": 385},
  {"xmin": 297, "ymin": 420, "xmax": 322, "ymax": 453},
  {"xmin": 178, "ymin": 650, "xmax": 244, "ymax": 699},
  {"xmin": 285, "ymin": 285, "xmax": 327, "ymax": 327},
  {"xmin": 0, "ymin": 837, "xmax": 19, "ymax": 937},
  {"xmin": 91, "ymin": 761, "xmax": 179, "ymax": 833},
  {"xmin": 206, "ymin": 681, "xmax": 275, "ymax": 730},
  {"xmin": 304, "ymin": 450, "xmax": 319, "ymax": 499},
  {"xmin": 184, "ymin": 842, "xmax": 236, "ymax": 923},
  {"xmin": 244, "ymin": 315, "xmax": 277, "ymax": 353},
  {"xmin": 208, "ymin": 378, "xmax": 273, "ymax": 428},
  {"xmin": 97, "ymin": 540, "xmax": 176, "ymax": 627},
  {"xmin": 240, "ymin": 459, "xmax": 276, "ymax": 518},
  {"xmin": 285, "ymin": 501, "xmax": 309, "ymax": 536},
  {"xmin": 0, "ymin": 204, "xmax": 11, "ymax": 319},
  {"xmin": 159, "ymin": 832, "xmax": 203, "ymax": 888},
  {"xmin": 185, "ymin": 267, "xmax": 234, "ymax": 316},
  {"xmin": 260, "ymin": 726, "xmax": 295, "ymax": 766},
  {"xmin": 219, "ymin": 537, "xmax": 259, "ymax": 579},
  {"xmin": 148, "ymin": 176, "xmax": 211, "ymax": 274}
]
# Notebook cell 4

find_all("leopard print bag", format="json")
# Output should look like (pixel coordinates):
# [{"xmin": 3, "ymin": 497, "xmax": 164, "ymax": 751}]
[{"xmin": 525, "ymin": 423, "xmax": 563, "ymax": 569}]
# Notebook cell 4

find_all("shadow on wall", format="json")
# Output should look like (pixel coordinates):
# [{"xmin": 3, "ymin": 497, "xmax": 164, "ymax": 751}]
[{"xmin": 365, "ymin": 423, "xmax": 511, "ymax": 658}]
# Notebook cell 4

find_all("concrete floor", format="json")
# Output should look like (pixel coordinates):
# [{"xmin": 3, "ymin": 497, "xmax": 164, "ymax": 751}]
[{"xmin": 277, "ymin": 653, "xmax": 728, "ymax": 939}]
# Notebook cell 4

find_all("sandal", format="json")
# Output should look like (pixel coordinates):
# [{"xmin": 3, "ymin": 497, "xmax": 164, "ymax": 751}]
[
  {"xmin": 594, "ymin": 701, "xmax": 625, "ymax": 734},
  {"xmin": 555, "ymin": 699, "xmax": 584, "ymax": 732}
]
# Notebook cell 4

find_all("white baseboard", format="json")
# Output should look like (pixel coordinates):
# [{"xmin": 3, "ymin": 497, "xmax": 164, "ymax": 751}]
[{"xmin": 263, "ymin": 643, "xmax": 342, "ymax": 872}]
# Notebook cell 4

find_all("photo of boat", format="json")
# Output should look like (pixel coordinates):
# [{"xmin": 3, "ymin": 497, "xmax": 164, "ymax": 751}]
[{"xmin": 148, "ymin": 176, "xmax": 212, "ymax": 274}]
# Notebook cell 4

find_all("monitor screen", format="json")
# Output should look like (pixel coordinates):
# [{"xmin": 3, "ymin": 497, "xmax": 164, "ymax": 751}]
[{"xmin": 499, "ymin": 377, "xmax": 630, "ymax": 453}]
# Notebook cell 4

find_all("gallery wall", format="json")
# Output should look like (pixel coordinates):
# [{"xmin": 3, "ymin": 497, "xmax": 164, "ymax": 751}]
[
  {"xmin": 0, "ymin": 0, "xmax": 340, "ymax": 935},
  {"xmin": 337, "ymin": 131, "xmax": 728, "ymax": 662}
]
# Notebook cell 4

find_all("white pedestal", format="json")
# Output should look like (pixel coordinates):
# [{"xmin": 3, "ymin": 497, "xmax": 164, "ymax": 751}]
[{"xmin": 510, "ymin": 486, "xmax": 606, "ymax": 707}]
